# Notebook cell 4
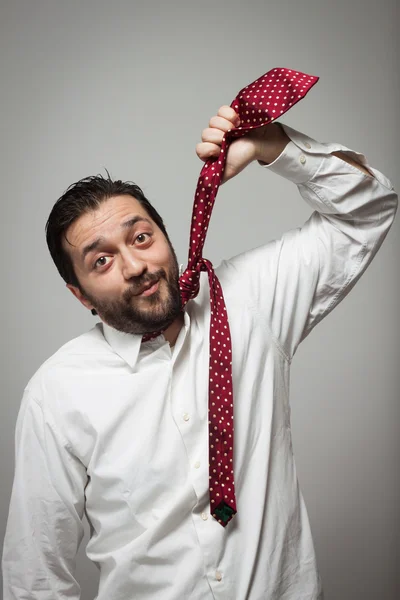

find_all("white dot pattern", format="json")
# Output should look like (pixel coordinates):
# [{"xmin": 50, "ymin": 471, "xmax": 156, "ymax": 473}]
[{"xmin": 144, "ymin": 67, "xmax": 319, "ymax": 527}]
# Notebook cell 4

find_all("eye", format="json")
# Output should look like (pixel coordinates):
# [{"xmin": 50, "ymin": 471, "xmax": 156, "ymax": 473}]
[
  {"xmin": 135, "ymin": 232, "xmax": 151, "ymax": 244},
  {"xmin": 94, "ymin": 256, "xmax": 111, "ymax": 269}
]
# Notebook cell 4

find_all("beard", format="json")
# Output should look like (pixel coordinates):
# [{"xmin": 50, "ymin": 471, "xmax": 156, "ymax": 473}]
[{"xmin": 81, "ymin": 246, "xmax": 183, "ymax": 336}]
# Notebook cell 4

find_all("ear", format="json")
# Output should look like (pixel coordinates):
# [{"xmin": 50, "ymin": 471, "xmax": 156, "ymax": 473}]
[{"xmin": 66, "ymin": 284, "xmax": 94, "ymax": 311}]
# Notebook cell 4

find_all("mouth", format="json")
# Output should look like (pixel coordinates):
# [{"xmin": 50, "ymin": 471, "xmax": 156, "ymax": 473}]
[{"xmin": 137, "ymin": 280, "xmax": 160, "ymax": 297}]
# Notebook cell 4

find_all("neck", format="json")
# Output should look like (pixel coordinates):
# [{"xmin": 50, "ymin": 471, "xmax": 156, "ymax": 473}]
[{"xmin": 162, "ymin": 312, "xmax": 185, "ymax": 347}]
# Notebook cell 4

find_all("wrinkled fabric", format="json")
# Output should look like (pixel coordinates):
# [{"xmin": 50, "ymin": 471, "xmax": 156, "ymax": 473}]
[{"xmin": 2, "ymin": 125, "xmax": 397, "ymax": 599}]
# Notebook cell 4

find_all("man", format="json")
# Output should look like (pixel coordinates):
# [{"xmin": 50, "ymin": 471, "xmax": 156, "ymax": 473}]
[{"xmin": 2, "ymin": 104, "xmax": 397, "ymax": 600}]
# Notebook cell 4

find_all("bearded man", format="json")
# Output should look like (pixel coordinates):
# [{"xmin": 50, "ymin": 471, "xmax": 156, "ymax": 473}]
[{"xmin": 2, "ymin": 101, "xmax": 397, "ymax": 600}]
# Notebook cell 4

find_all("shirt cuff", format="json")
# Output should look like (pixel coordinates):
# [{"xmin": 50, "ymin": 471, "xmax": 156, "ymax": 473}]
[
  {"xmin": 259, "ymin": 124, "xmax": 325, "ymax": 184},
  {"xmin": 259, "ymin": 123, "xmax": 395, "ymax": 193}
]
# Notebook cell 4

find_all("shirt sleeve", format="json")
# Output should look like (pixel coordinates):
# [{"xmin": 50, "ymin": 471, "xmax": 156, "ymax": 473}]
[
  {"xmin": 2, "ymin": 390, "xmax": 87, "ymax": 599},
  {"xmin": 217, "ymin": 124, "xmax": 398, "ymax": 361}
]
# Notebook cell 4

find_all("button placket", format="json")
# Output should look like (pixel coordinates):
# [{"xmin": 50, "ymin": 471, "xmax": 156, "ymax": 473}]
[
  {"xmin": 193, "ymin": 503, "xmax": 226, "ymax": 591},
  {"xmin": 169, "ymin": 350, "xmax": 210, "ymax": 506}
]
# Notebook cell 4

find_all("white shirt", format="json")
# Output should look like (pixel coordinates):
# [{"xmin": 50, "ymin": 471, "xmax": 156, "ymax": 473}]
[{"xmin": 2, "ymin": 125, "xmax": 397, "ymax": 600}]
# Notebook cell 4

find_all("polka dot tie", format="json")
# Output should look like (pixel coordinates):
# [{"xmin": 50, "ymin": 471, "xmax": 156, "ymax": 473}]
[{"xmin": 147, "ymin": 68, "xmax": 319, "ymax": 526}]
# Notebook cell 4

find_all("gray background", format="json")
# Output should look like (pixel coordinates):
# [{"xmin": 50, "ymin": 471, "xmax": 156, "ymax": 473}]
[{"xmin": 1, "ymin": 1, "xmax": 399, "ymax": 599}]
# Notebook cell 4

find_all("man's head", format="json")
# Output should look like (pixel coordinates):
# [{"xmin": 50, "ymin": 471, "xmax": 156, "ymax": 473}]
[{"xmin": 46, "ymin": 174, "xmax": 182, "ymax": 335}]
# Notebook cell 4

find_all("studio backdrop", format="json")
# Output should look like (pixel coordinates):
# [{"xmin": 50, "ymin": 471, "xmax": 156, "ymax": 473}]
[{"xmin": 0, "ymin": 1, "xmax": 398, "ymax": 599}]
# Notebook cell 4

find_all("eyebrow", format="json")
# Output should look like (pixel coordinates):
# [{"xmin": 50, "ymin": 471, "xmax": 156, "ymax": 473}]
[{"xmin": 81, "ymin": 215, "xmax": 152, "ymax": 261}]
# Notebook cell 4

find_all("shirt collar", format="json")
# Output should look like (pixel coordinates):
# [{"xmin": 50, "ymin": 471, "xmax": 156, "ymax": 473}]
[
  {"xmin": 101, "ymin": 310, "xmax": 190, "ymax": 370},
  {"xmin": 102, "ymin": 322, "xmax": 145, "ymax": 369}
]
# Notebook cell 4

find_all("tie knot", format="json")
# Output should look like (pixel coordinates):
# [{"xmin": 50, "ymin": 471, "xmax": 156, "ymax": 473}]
[
  {"xmin": 179, "ymin": 266, "xmax": 201, "ymax": 302},
  {"xmin": 179, "ymin": 259, "xmax": 215, "ymax": 304}
]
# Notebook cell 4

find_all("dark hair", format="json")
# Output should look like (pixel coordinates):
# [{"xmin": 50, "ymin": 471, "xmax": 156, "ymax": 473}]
[{"xmin": 45, "ymin": 172, "xmax": 169, "ymax": 289}]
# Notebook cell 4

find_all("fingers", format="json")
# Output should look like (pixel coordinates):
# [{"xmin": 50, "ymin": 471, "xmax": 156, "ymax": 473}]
[
  {"xmin": 209, "ymin": 106, "xmax": 240, "ymax": 132},
  {"xmin": 208, "ymin": 116, "xmax": 233, "ymax": 133},
  {"xmin": 217, "ymin": 105, "xmax": 241, "ymax": 127},
  {"xmin": 196, "ymin": 106, "xmax": 241, "ymax": 162},
  {"xmin": 201, "ymin": 127, "xmax": 225, "ymax": 144},
  {"xmin": 196, "ymin": 141, "xmax": 220, "ymax": 161}
]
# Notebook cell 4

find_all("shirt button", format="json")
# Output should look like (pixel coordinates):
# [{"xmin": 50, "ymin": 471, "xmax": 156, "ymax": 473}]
[
  {"xmin": 201, "ymin": 512, "xmax": 208, "ymax": 521},
  {"xmin": 194, "ymin": 461, "xmax": 201, "ymax": 469},
  {"xmin": 304, "ymin": 142, "xmax": 311, "ymax": 149},
  {"xmin": 299, "ymin": 154, "xmax": 306, "ymax": 165},
  {"xmin": 183, "ymin": 413, "xmax": 190, "ymax": 422},
  {"xmin": 215, "ymin": 570, "xmax": 222, "ymax": 581}
]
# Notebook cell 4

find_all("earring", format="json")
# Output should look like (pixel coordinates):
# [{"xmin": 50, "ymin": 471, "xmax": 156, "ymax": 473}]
[{"xmin": 91, "ymin": 308, "xmax": 98, "ymax": 316}]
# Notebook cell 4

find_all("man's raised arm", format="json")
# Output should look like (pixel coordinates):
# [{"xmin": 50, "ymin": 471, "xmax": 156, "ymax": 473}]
[{"xmin": 197, "ymin": 107, "xmax": 397, "ymax": 360}]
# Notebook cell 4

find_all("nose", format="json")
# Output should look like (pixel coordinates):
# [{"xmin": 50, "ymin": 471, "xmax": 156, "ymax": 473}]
[{"xmin": 120, "ymin": 248, "xmax": 147, "ymax": 280}]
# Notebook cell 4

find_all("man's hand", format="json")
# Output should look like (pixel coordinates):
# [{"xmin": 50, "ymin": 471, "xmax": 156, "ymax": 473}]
[{"xmin": 196, "ymin": 106, "xmax": 290, "ymax": 183}]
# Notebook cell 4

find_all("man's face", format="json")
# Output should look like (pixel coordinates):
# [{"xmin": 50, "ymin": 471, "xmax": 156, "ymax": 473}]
[{"xmin": 64, "ymin": 194, "xmax": 182, "ymax": 335}]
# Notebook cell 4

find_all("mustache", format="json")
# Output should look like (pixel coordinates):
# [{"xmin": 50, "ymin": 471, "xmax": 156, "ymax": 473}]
[{"xmin": 123, "ymin": 269, "xmax": 167, "ymax": 301}]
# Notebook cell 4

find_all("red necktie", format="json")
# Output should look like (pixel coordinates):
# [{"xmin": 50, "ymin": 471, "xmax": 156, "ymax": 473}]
[{"xmin": 149, "ymin": 68, "xmax": 318, "ymax": 526}]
